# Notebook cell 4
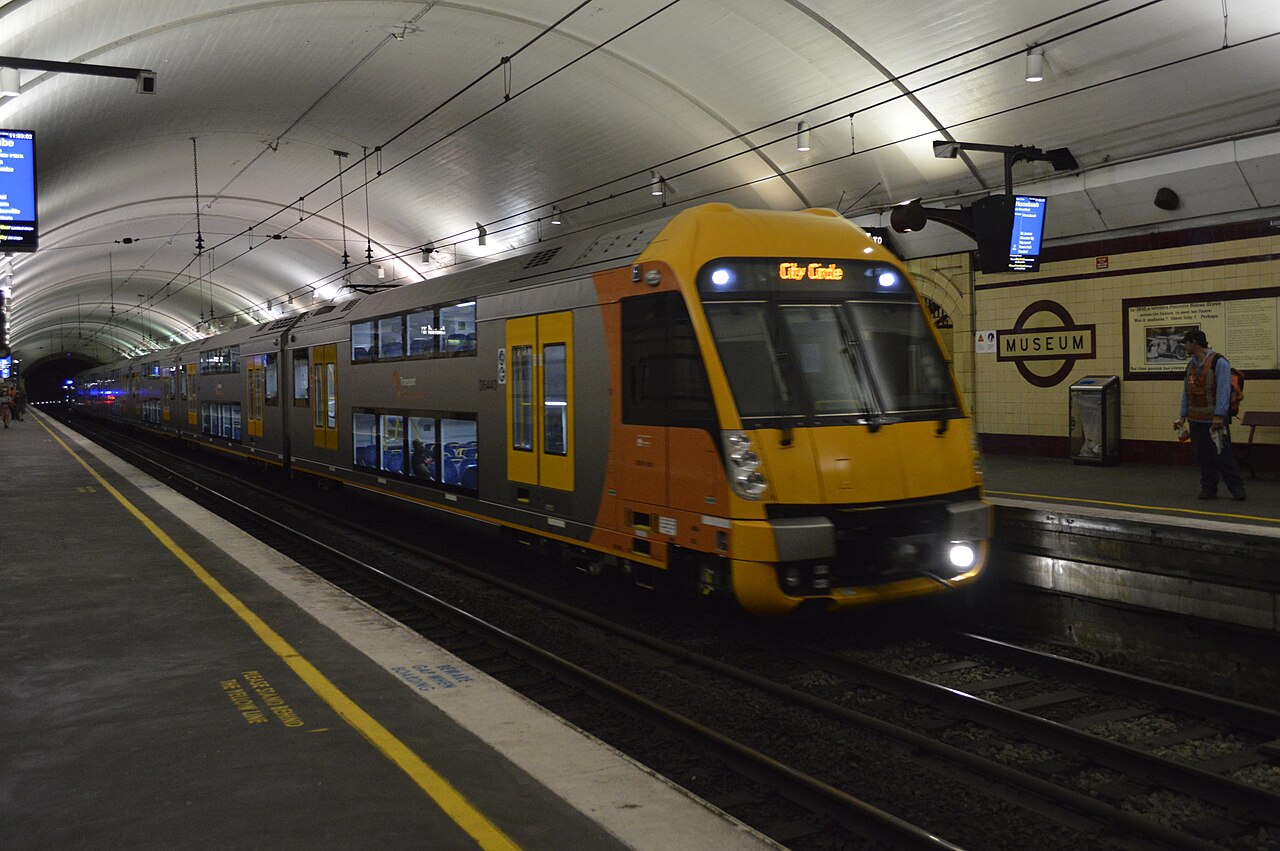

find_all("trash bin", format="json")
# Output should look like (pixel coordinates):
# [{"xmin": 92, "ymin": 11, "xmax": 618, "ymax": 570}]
[{"xmin": 1069, "ymin": 375, "xmax": 1120, "ymax": 464}]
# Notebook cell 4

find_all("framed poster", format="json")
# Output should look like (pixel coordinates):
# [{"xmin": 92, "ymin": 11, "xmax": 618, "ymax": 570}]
[{"xmin": 1123, "ymin": 288, "xmax": 1280, "ymax": 380}]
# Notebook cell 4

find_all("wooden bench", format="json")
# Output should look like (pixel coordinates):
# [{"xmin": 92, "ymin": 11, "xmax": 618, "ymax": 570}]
[{"xmin": 1238, "ymin": 411, "xmax": 1280, "ymax": 478}]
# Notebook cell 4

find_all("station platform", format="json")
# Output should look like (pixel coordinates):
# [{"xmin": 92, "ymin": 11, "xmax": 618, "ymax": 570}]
[
  {"xmin": 982, "ymin": 451, "xmax": 1280, "ymax": 636},
  {"xmin": 982, "ymin": 451, "xmax": 1280, "ymax": 530},
  {"xmin": 0, "ymin": 413, "xmax": 776, "ymax": 851}
]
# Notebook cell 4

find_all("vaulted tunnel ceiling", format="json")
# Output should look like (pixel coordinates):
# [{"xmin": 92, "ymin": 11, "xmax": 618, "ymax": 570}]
[{"xmin": 1, "ymin": 0, "xmax": 1278, "ymax": 367}]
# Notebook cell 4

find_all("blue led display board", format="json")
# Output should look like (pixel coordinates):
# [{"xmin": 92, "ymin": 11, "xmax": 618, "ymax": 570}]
[
  {"xmin": 0, "ymin": 128, "xmax": 38, "ymax": 252},
  {"xmin": 1008, "ymin": 195, "xmax": 1047, "ymax": 272}
]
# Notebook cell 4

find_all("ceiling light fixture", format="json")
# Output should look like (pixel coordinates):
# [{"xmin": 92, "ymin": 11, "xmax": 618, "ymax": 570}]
[
  {"xmin": 476, "ymin": 222, "xmax": 487, "ymax": 246},
  {"xmin": 1025, "ymin": 46, "xmax": 1044, "ymax": 83},
  {"xmin": 551, "ymin": 206, "xmax": 562, "ymax": 225},
  {"xmin": 421, "ymin": 241, "xmax": 435, "ymax": 262},
  {"xmin": 650, "ymin": 172, "xmax": 664, "ymax": 196},
  {"xmin": 376, "ymin": 265, "xmax": 385, "ymax": 279},
  {"xmin": 0, "ymin": 67, "xmax": 19, "ymax": 98},
  {"xmin": 796, "ymin": 121, "xmax": 811, "ymax": 152}
]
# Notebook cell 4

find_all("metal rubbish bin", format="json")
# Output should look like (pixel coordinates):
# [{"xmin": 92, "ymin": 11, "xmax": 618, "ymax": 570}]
[{"xmin": 1069, "ymin": 375, "xmax": 1120, "ymax": 464}]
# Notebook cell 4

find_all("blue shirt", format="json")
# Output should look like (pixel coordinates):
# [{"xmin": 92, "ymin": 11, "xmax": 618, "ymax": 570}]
[{"xmin": 1178, "ymin": 348, "xmax": 1233, "ymax": 418}]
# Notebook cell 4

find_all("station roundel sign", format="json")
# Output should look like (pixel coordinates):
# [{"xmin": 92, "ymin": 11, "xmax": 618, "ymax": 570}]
[{"xmin": 995, "ymin": 300, "xmax": 1096, "ymax": 388}]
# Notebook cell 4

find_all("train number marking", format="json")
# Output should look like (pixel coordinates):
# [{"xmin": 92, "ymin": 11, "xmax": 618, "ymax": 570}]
[
  {"xmin": 497, "ymin": 348, "xmax": 506, "ymax": 385},
  {"xmin": 478, "ymin": 379, "xmax": 498, "ymax": 392}
]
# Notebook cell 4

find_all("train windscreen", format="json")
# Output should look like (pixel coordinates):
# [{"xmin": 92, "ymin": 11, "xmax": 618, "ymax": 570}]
[{"xmin": 699, "ymin": 258, "xmax": 959, "ymax": 424}]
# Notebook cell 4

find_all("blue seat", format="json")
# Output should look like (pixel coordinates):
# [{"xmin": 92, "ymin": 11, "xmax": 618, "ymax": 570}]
[
  {"xmin": 383, "ymin": 449, "xmax": 403, "ymax": 474},
  {"xmin": 353, "ymin": 346, "xmax": 370, "ymax": 361},
  {"xmin": 460, "ymin": 464, "xmax": 478, "ymax": 489},
  {"xmin": 409, "ymin": 338, "xmax": 430, "ymax": 356},
  {"xmin": 442, "ymin": 458, "xmax": 462, "ymax": 485},
  {"xmin": 382, "ymin": 342, "xmax": 403, "ymax": 358},
  {"xmin": 356, "ymin": 444, "xmax": 377, "ymax": 468}
]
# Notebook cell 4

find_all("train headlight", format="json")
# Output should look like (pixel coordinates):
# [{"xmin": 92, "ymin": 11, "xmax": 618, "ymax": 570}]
[
  {"xmin": 948, "ymin": 541, "xmax": 976, "ymax": 570},
  {"xmin": 722, "ymin": 431, "xmax": 768, "ymax": 499}
]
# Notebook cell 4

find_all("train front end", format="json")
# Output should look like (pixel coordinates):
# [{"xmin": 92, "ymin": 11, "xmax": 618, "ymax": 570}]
[{"xmin": 640, "ymin": 205, "xmax": 990, "ymax": 616}]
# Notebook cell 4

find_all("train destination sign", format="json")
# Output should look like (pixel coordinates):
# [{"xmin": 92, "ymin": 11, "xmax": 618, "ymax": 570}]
[
  {"xmin": 777, "ymin": 262, "xmax": 845, "ymax": 281},
  {"xmin": 0, "ymin": 129, "xmax": 37, "ymax": 252}
]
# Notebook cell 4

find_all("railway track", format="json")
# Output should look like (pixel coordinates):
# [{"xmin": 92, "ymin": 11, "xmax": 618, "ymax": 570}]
[
  {"xmin": 63, "ymin": 416, "xmax": 955, "ymax": 850},
  {"xmin": 65, "ymin": 415, "xmax": 1280, "ymax": 850}
]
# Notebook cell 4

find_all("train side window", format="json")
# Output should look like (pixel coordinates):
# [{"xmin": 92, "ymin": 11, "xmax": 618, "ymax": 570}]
[
  {"xmin": 407, "ymin": 309, "xmax": 437, "ymax": 357},
  {"xmin": 439, "ymin": 302, "xmax": 476, "ymax": 356},
  {"xmin": 621, "ymin": 292, "xmax": 715, "ymax": 427},
  {"xmin": 353, "ymin": 412, "xmax": 378, "ymax": 469},
  {"xmin": 200, "ymin": 401, "xmax": 242, "ymax": 440},
  {"xmin": 378, "ymin": 316, "xmax": 404, "ymax": 359},
  {"xmin": 511, "ymin": 345, "xmax": 534, "ymax": 450},
  {"xmin": 380, "ymin": 414, "xmax": 406, "ymax": 474},
  {"xmin": 264, "ymin": 353, "xmax": 279, "ymax": 406},
  {"xmin": 408, "ymin": 416, "xmax": 438, "ymax": 481},
  {"xmin": 441, "ymin": 418, "xmax": 478, "ymax": 490},
  {"xmin": 352, "ymin": 321, "xmax": 375, "ymax": 363},
  {"xmin": 292, "ymin": 350, "xmax": 309, "ymax": 406},
  {"xmin": 543, "ymin": 343, "xmax": 567, "ymax": 456}
]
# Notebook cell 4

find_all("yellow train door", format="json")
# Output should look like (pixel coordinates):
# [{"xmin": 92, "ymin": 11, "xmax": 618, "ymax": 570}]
[
  {"xmin": 185, "ymin": 364, "xmax": 198, "ymax": 426},
  {"xmin": 310, "ymin": 343, "xmax": 338, "ymax": 450},
  {"xmin": 505, "ymin": 312, "xmax": 574, "ymax": 491},
  {"xmin": 246, "ymin": 356, "xmax": 265, "ymax": 438},
  {"xmin": 163, "ymin": 368, "xmax": 174, "ymax": 423}
]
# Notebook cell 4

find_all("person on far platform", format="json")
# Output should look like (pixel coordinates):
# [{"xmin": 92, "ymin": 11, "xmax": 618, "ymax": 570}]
[{"xmin": 1173, "ymin": 329, "xmax": 1246, "ymax": 501}]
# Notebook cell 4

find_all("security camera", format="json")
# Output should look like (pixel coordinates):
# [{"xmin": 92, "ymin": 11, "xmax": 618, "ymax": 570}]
[{"xmin": 136, "ymin": 71, "xmax": 157, "ymax": 94}]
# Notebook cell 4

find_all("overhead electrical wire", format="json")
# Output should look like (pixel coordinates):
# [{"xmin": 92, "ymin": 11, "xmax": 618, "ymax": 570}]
[{"xmin": 72, "ymin": 0, "xmax": 1273, "ymax": 350}]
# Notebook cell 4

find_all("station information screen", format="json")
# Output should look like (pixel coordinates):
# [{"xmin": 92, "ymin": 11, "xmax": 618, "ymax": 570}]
[
  {"xmin": 1008, "ymin": 195, "xmax": 1047, "ymax": 272},
  {"xmin": 0, "ymin": 128, "xmax": 38, "ymax": 252}
]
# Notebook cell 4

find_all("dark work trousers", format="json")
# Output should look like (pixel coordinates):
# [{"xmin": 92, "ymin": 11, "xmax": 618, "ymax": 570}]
[{"xmin": 1189, "ymin": 420, "xmax": 1246, "ymax": 495}]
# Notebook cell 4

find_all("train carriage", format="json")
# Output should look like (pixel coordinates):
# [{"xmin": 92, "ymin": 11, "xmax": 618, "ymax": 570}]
[{"xmin": 74, "ymin": 203, "xmax": 990, "ymax": 616}]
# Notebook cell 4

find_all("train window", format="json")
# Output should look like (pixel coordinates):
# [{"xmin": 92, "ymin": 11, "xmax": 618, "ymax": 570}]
[
  {"xmin": 326, "ymin": 362, "xmax": 337, "ymax": 429},
  {"xmin": 703, "ymin": 303, "xmax": 792, "ymax": 418},
  {"xmin": 406, "ymin": 310, "xmax": 438, "ymax": 357},
  {"xmin": 441, "ymin": 418, "xmax": 478, "ymax": 489},
  {"xmin": 380, "ymin": 414, "xmax": 406, "ymax": 474},
  {"xmin": 621, "ymin": 293, "xmax": 714, "ymax": 427},
  {"xmin": 543, "ymin": 343, "xmax": 567, "ymax": 456},
  {"xmin": 352, "ymin": 322, "xmax": 374, "ymax": 363},
  {"xmin": 779, "ymin": 305, "xmax": 870, "ymax": 415},
  {"xmin": 292, "ymin": 350, "xmax": 309, "ymax": 406},
  {"xmin": 353, "ymin": 413, "xmax": 378, "ymax": 469},
  {"xmin": 200, "ymin": 401, "xmax": 243, "ymax": 440},
  {"xmin": 843, "ymin": 301, "xmax": 957, "ymax": 414},
  {"xmin": 264, "ymin": 353, "xmax": 279, "ymax": 406},
  {"xmin": 199, "ymin": 345, "xmax": 241, "ymax": 375},
  {"xmin": 408, "ymin": 416, "xmax": 437, "ymax": 481},
  {"xmin": 439, "ymin": 303, "xmax": 477, "ymax": 356},
  {"xmin": 511, "ymin": 345, "xmax": 534, "ymax": 450},
  {"xmin": 378, "ymin": 316, "xmax": 404, "ymax": 359}
]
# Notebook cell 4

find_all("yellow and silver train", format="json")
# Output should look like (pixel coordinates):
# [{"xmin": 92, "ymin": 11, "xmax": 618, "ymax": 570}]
[{"xmin": 75, "ymin": 203, "xmax": 989, "ymax": 616}]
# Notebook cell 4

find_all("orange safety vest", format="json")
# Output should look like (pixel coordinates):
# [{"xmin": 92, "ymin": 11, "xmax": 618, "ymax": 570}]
[{"xmin": 1185, "ymin": 353, "xmax": 1218, "ymax": 422}]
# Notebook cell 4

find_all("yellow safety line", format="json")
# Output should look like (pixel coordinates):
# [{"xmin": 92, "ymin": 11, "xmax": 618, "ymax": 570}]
[
  {"xmin": 986, "ymin": 488, "xmax": 1280, "ymax": 525},
  {"xmin": 36, "ymin": 415, "xmax": 520, "ymax": 851}
]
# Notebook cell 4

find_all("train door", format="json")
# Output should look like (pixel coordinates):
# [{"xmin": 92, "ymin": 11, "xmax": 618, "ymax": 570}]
[
  {"xmin": 246, "ymin": 356, "xmax": 265, "ymax": 438},
  {"xmin": 310, "ymin": 343, "xmax": 338, "ymax": 450},
  {"xmin": 163, "ymin": 367, "xmax": 175, "ymax": 423},
  {"xmin": 185, "ymin": 364, "xmax": 197, "ymax": 427},
  {"xmin": 506, "ymin": 312, "xmax": 574, "ymax": 491}
]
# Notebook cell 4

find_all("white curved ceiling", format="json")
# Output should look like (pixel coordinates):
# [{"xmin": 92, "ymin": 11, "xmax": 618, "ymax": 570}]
[{"xmin": 1, "ymin": 0, "xmax": 1278, "ymax": 365}]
